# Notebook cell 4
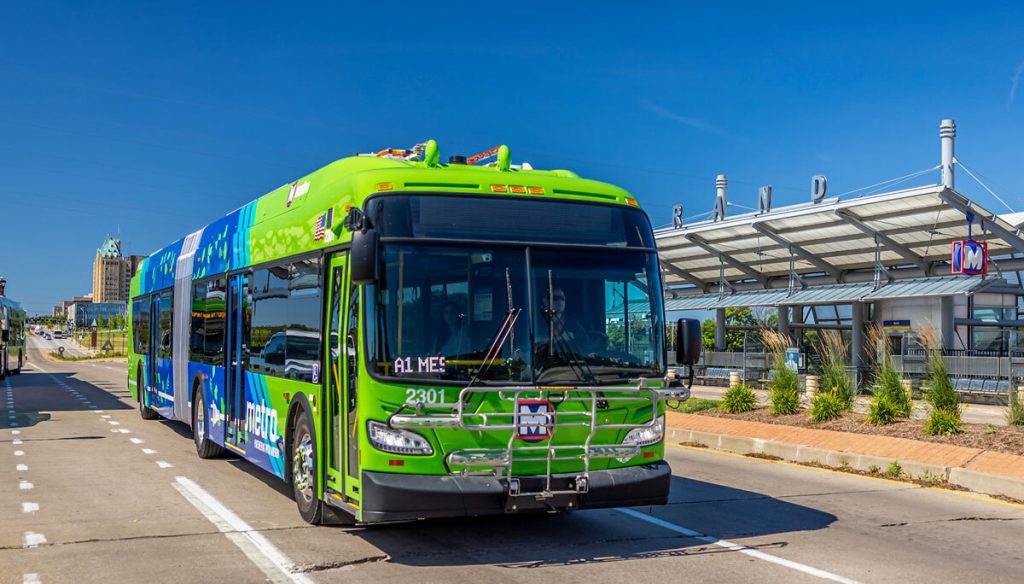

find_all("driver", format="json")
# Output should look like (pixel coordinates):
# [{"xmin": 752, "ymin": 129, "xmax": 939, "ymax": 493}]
[{"xmin": 542, "ymin": 287, "xmax": 587, "ymax": 349}]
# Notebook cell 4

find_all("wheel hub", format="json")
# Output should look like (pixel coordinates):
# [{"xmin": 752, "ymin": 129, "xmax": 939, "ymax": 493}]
[{"xmin": 293, "ymin": 433, "xmax": 315, "ymax": 502}]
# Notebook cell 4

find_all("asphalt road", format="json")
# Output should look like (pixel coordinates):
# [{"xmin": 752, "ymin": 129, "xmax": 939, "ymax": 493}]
[{"xmin": 3, "ymin": 344, "xmax": 1024, "ymax": 584}]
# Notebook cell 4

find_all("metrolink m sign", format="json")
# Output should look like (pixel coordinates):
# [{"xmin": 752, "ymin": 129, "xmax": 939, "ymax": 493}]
[{"xmin": 951, "ymin": 240, "xmax": 988, "ymax": 275}]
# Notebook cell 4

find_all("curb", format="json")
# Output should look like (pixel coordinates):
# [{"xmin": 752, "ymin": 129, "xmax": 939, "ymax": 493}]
[{"xmin": 665, "ymin": 426, "xmax": 1023, "ymax": 500}]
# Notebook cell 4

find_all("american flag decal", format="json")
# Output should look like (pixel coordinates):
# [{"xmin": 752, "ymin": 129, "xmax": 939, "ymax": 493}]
[{"xmin": 314, "ymin": 208, "xmax": 333, "ymax": 241}]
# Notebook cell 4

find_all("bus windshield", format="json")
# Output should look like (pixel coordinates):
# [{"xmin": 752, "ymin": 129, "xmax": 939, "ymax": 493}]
[{"xmin": 365, "ymin": 197, "xmax": 664, "ymax": 385}]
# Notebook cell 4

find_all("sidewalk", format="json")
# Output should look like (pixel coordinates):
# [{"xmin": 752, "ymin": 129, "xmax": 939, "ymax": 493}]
[{"xmin": 665, "ymin": 410, "xmax": 1024, "ymax": 502}]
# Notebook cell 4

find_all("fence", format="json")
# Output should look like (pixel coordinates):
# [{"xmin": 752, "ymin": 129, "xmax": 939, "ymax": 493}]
[{"xmin": 72, "ymin": 328, "xmax": 129, "ymax": 355}]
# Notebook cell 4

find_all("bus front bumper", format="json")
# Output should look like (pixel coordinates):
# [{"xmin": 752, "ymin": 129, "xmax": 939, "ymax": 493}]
[{"xmin": 359, "ymin": 461, "xmax": 671, "ymax": 523}]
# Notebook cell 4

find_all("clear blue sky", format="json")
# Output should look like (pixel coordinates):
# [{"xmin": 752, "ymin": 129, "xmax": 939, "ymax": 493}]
[{"xmin": 2, "ymin": 2, "xmax": 1023, "ymax": 315}]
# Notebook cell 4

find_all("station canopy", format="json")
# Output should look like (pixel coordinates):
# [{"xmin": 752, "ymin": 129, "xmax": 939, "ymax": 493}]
[{"xmin": 656, "ymin": 184, "xmax": 1024, "ymax": 307}]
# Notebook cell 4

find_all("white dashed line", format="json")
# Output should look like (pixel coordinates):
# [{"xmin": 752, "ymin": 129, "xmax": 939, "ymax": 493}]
[
  {"xmin": 13, "ymin": 439, "xmax": 23, "ymax": 445},
  {"xmin": 19, "ymin": 480, "xmax": 34, "ymax": 490},
  {"xmin": 14, "ymin": 450, "xmax": 25, "ymax": 456},
  {"xmin": 130, "ymin": 438, "xmax": 144, "ymax": 444},
  {"xmin": 23, "ymin": 572, "xmax": 42, "ymax": 583},
  {"xmin": 142, "ymin": 448, "xmax": 157, "ymax": 455},
  {"xmin": 22, "ymin": 531, "xmax": 46, "ymax": 548},
  {"xmin": 156, "ymin": 461, "xmax": 173, "ymax": 468},
  {"xmin": 101, "ymin": 415, "xmax": 111, "ymax": 419},
  {"xmin": 17, "ymin": 464, "xmax": 28, "ymax": 471},
  {"xmin": 172, "ymin": 476, "xmax": 314, "ymax": 584},
  {"xmin": 108, "ymin": 421, "xmax": 121, "ymax": 426},
  {"xmin": 22, "ymin": 502, "xmax": 39, "ymax": 513},
  {"xmin": 617, "ymin": 508, "xmax": 859, "ymax": 584},
  {"xmin": 12, "ymin": 430, "xmax": 20, "ymax": 435}
]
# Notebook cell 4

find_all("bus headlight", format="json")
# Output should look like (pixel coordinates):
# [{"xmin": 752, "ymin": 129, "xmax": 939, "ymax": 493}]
[
  {"xmin": 368, "ymin": 421, "xmax": 434, "ymax": 456},
  {"xmin": 621, "ymin": 415, "xmax": 665, "ymax": 449}
]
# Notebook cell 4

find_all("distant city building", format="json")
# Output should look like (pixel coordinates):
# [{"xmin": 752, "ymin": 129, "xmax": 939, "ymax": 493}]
[
  {"xmin": 92, "ymin": 235, "xmax": 136, "ymax": 303},
  {"xmin": 67, "ymin": 302, "xmax": 125, "ymax": 328}
]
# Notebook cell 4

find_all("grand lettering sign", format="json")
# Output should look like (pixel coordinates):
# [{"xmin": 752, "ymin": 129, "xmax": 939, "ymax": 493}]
[{"xmin": 951, "ymin": 240, "xmax": 987, "ymax": 275}]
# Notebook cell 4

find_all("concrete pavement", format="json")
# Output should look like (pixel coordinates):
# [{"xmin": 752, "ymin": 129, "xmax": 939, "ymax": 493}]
[{"xmin": 4, "ymin": 344, "xmax": 1024, "ymax": 582}]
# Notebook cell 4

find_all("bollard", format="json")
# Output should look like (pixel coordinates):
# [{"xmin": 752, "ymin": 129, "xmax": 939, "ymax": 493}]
[
  {"xmin": 729, "ymin": 371, "xmax": 740, "ymax": 388},
  {"xmin": 1017, "ymin": 386, "xmax": 1024, "ymax": 404},
  {"xmin": 806, "ymin": 375, "xmax": 818, "ymax": 395}
]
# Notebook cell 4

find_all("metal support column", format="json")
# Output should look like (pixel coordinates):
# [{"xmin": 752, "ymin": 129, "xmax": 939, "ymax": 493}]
[
  {"xmin": 940, "ymin": 296, "xmax": 955, "ymax": 351},
  {"xmin": 778, "ymin": 305, "xmax": 790, "ymax": 340},
  {"xmin": 851, "ymin": 301, "xmax": 866, "ymax": 373},
  {"xmin": 715, "ymin": 308, "xmax": 727, "ymax": 351},
  {"xmin": 792, "ymin": 304, "xmax": 804, "ymax": 349}
]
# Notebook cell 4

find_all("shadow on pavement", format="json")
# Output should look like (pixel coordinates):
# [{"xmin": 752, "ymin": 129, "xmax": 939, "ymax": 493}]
[
  {"xmin": 2, "ymin": 369, "xmax": 132, "ymax": 422},
  {"xmin": 347, "ymin": 475, "xmax": 837, "ymax": 568}
]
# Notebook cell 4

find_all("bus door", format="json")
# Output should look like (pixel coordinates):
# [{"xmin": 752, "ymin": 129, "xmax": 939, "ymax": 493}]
[
  {"xmin": 147, "ymin": 295, "xmax": 160, "ymax": 400},
  {"xmin": 224, "ymin": 273, "xmax": 249, "ymax": 451},
  {"xmin": 325, "ymin": 253, "xmax": 360, "ymax": 504}
]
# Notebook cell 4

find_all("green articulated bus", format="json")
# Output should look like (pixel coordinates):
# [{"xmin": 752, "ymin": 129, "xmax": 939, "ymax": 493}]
[
  {"xmin": 128, "ymin": 141, "xmax": 700, "ymax": 524},
  {"xmin": 1, "ymin": 295, "xmax": 27, "ymax": 378}
]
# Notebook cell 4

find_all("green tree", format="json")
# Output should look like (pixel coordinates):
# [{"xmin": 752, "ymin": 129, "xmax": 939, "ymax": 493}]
[
  {"xmin": 97, "ymin": 314, "xmax": 107, "ymax": 329},
  {"xmin": 701, "ymin": 307, "xmax": 764, "ymax": 351},
  {"xmin": 116, "ymin": 313, "xmax": 125, "ymax": 329}
]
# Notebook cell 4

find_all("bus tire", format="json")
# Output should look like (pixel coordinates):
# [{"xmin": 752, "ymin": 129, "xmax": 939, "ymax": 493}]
[
  {"xmin": 138, "ymin": 368, "xmax": 159, "ymax": 420},
  {"xmin": 12, "ymin": 352, "xmax": 22, "ymax": 374},
  {"xmin": 291, "ymin": 410, "xmax": 323, "ymax": 524},
  {"xmin": 192, "ymin": 386, "xmax": 223, "ymax": 459}
]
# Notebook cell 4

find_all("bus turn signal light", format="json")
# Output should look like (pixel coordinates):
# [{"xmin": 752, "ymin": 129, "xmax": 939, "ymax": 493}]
[
  {"xmin": 509, "ymin": 185, "xmax": 526, "ymax": 194},
  {"xmin": 527, "ymin": 186, "xmax": 544, "ymax": 194},
  {"xmin": 388, "ymin": 459, "xmax": 405, "ymax": 466},
  {"xmin": 490, "ymin": 184, "xmax": 508, "ymax": 193},
  {"xmin": 376, "ymin": 182, "xmax": 394, "ymax": 191},
  {"xmin": 625, "ymin": 197, "xmax": 639, "ymax": 207}
]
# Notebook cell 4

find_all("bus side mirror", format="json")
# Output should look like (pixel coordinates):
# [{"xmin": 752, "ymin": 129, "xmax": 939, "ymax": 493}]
[
  {"xmin": 350, "ymin": 228, "xmax": 379, "ymax": 284},
  {"xmin": 674, "ymin": 318, "xmax": 701, "ymax": 366}
]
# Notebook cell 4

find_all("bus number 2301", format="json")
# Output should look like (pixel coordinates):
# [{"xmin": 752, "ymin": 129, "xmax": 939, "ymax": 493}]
[{"xmin": 405, "ymin": 388, "xmax": 447, "ymax": 405}]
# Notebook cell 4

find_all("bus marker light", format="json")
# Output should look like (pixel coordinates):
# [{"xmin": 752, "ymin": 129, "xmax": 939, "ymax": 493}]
[
  {"xmin": 527, "ymin": 186, "xmax": 544, "ymax": 194},
  {"xmin": 490, "ymin": 184, "xmax": 508, "ymax": 193},
  {"xmin": 625, "ymin": 197, "xmax": 640, "ymax": 207},
  {"xmin": 509, "ymin": 185, "xmax": 526, "ymax": 194},
  {"xmin": 643, "ymin": 451, "xmax": 655, "ymax": 459},
  {"xmin": 282, "ymin": 393, "xmax": 290, "ymax": 402},
  {"xmin": 376, "ymin": 182, "xmax": 394, "ymax": 191},
  {"xmin": 388, "ymin": 459, "xmax": 404, "ymax": 466}
]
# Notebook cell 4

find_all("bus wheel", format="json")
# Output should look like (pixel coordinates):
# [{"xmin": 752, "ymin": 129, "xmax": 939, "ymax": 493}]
[
  {"xmin": 192, "ymin": 387, "xmax": 223, "ymax": 459},
  {"xmin": 291, "ymin": 411, "xmax": 323, "ymax": 524},
  {"xmin": 13, "ymin": 352, "xmax": 22, "ymax": 374},
  {"xmin": 138, "ymin": 369, "xmax": 158, "ymax": 420}
]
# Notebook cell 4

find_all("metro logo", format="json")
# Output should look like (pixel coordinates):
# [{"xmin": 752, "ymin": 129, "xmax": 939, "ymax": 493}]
[
  {"xmin": 516, "ymin": 399, "xmax": 553, "ymax": 443},
  {"xmin": 951, "ymin": 240, "xmax": 988, "ymax": 275}
]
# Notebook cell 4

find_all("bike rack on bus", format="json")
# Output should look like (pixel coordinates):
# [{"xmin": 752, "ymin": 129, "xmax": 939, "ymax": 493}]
[{"xmin": 387, "ymin": 377, "xmax": 689, "ymax": 502}]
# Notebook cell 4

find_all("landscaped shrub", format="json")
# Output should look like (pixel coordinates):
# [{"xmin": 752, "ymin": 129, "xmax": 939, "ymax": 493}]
[
  {"xmin": 918, "ymin": 325, "xmax": 962, "ymax": 435},
  {"xmin": 809, "ymin": 389, "xmax": 845, "ymax": 422},
  {"xmin": 721, "ymin": 384, "xmax": 757, "ymax": 414},
  {"xmin": 867, "ymin": 391, "xmax": 900, "ymax": 426},
  {"xmin": 924, "ymin": 408, "xmax": 962, "ymax": 436},
  {"xmin": 866, "ymin": 324, "xmax": 912, "ymax": 422},
  {"xmin": 818, "ymin": 332, "xmax": 855, "ymax": 410},
  {"xmin": 763, "ymin": 329, "xmax": 801, "ymax": 415},
  {"xmin": 1008, "ymin": 390, "xmax": 1024, "ymax": 427}
]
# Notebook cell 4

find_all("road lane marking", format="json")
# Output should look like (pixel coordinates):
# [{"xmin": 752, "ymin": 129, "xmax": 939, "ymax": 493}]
[
  {"xmin": 17, "ymin": 464, "xmax": 28, "ymax": 471},
  {"xmin": 172, "ymin": 476, "xmax": 314, "ymax": 584},
  {"xmin": 101, "ymin": 415, "xmax": 111, "ymax": 418},
  {"xmin": 142, "ymin": 448, "xmax": 157, "ymax": 455},
  {"xmin": 130, "ymin": 438, "xmax": 144, "ymax": 444},
  {"xmin": 20, "ymin": 480, "xmax": 34, "ymax": 490},
  {"xmin": 22, "ymin": 532, "xmax": 46, "ymax": 548},
  {"xmin": 14, "ymin": 439, "xmax": 23, "ymax": 445},
  {"xmin": 22, "ymin": 502, "xmax": 39, "ymax": 513},
  {"xmin": 108, "ymin": 421, "xmax": 121, "ymax": 425},
  {"xmin": 617, "ymin": 508, "xmax": 859, "ymax": 584},
  {"xmin": 14, "ymin": 450, "xmax": 25, "ymax": 456},
  {"xmin": 23, "ymin": 573, "xmax": 41, "ymax": 583},
  {"xmin": 11, "ymin": 430, "xmax": 20, "ymax": 435},
  {"xmin": 156, "ymin": 461, "xmax": 173, "ymax": 468}
]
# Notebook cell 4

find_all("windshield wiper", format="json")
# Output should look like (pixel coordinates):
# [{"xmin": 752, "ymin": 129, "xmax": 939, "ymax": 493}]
[
  {"xmin": 542, "ymin": 270, "xmax": 596, "ymax": 385},
  {"xmin": 467, "ymin": 268, "xmax": 521, "ymax": 385}
]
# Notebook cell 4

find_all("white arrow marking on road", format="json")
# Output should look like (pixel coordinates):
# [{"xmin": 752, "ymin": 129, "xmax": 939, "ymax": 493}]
[
  {"xmin": 22, "ymin": 532, "xmax": 46, "ymax": 548},
  {"xmin": 22, "ymin": 502, "xmax": 39, "ymax": 513},
  {"xmin": 173, "ymin": 476, "xmax": 315, "ymax": 584}
]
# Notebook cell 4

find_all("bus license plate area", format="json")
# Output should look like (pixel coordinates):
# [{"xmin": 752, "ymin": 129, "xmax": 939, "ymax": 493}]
[
  {"xmin": 504, "ymin": 476, "xmax": 581, "ymax": 513},
  {"xmin": 515, "ymin": 399, "xmax": 553, "ymax": 443}
]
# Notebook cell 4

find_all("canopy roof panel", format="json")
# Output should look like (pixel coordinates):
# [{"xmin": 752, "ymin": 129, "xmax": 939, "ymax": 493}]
[
  {"xmin": 665, "ymin": 276, "xmax": 1005, "ymax": 311},
  {"xmin": 657, "ymin": 185, "xmax": 1024, "ymax": 289}
]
